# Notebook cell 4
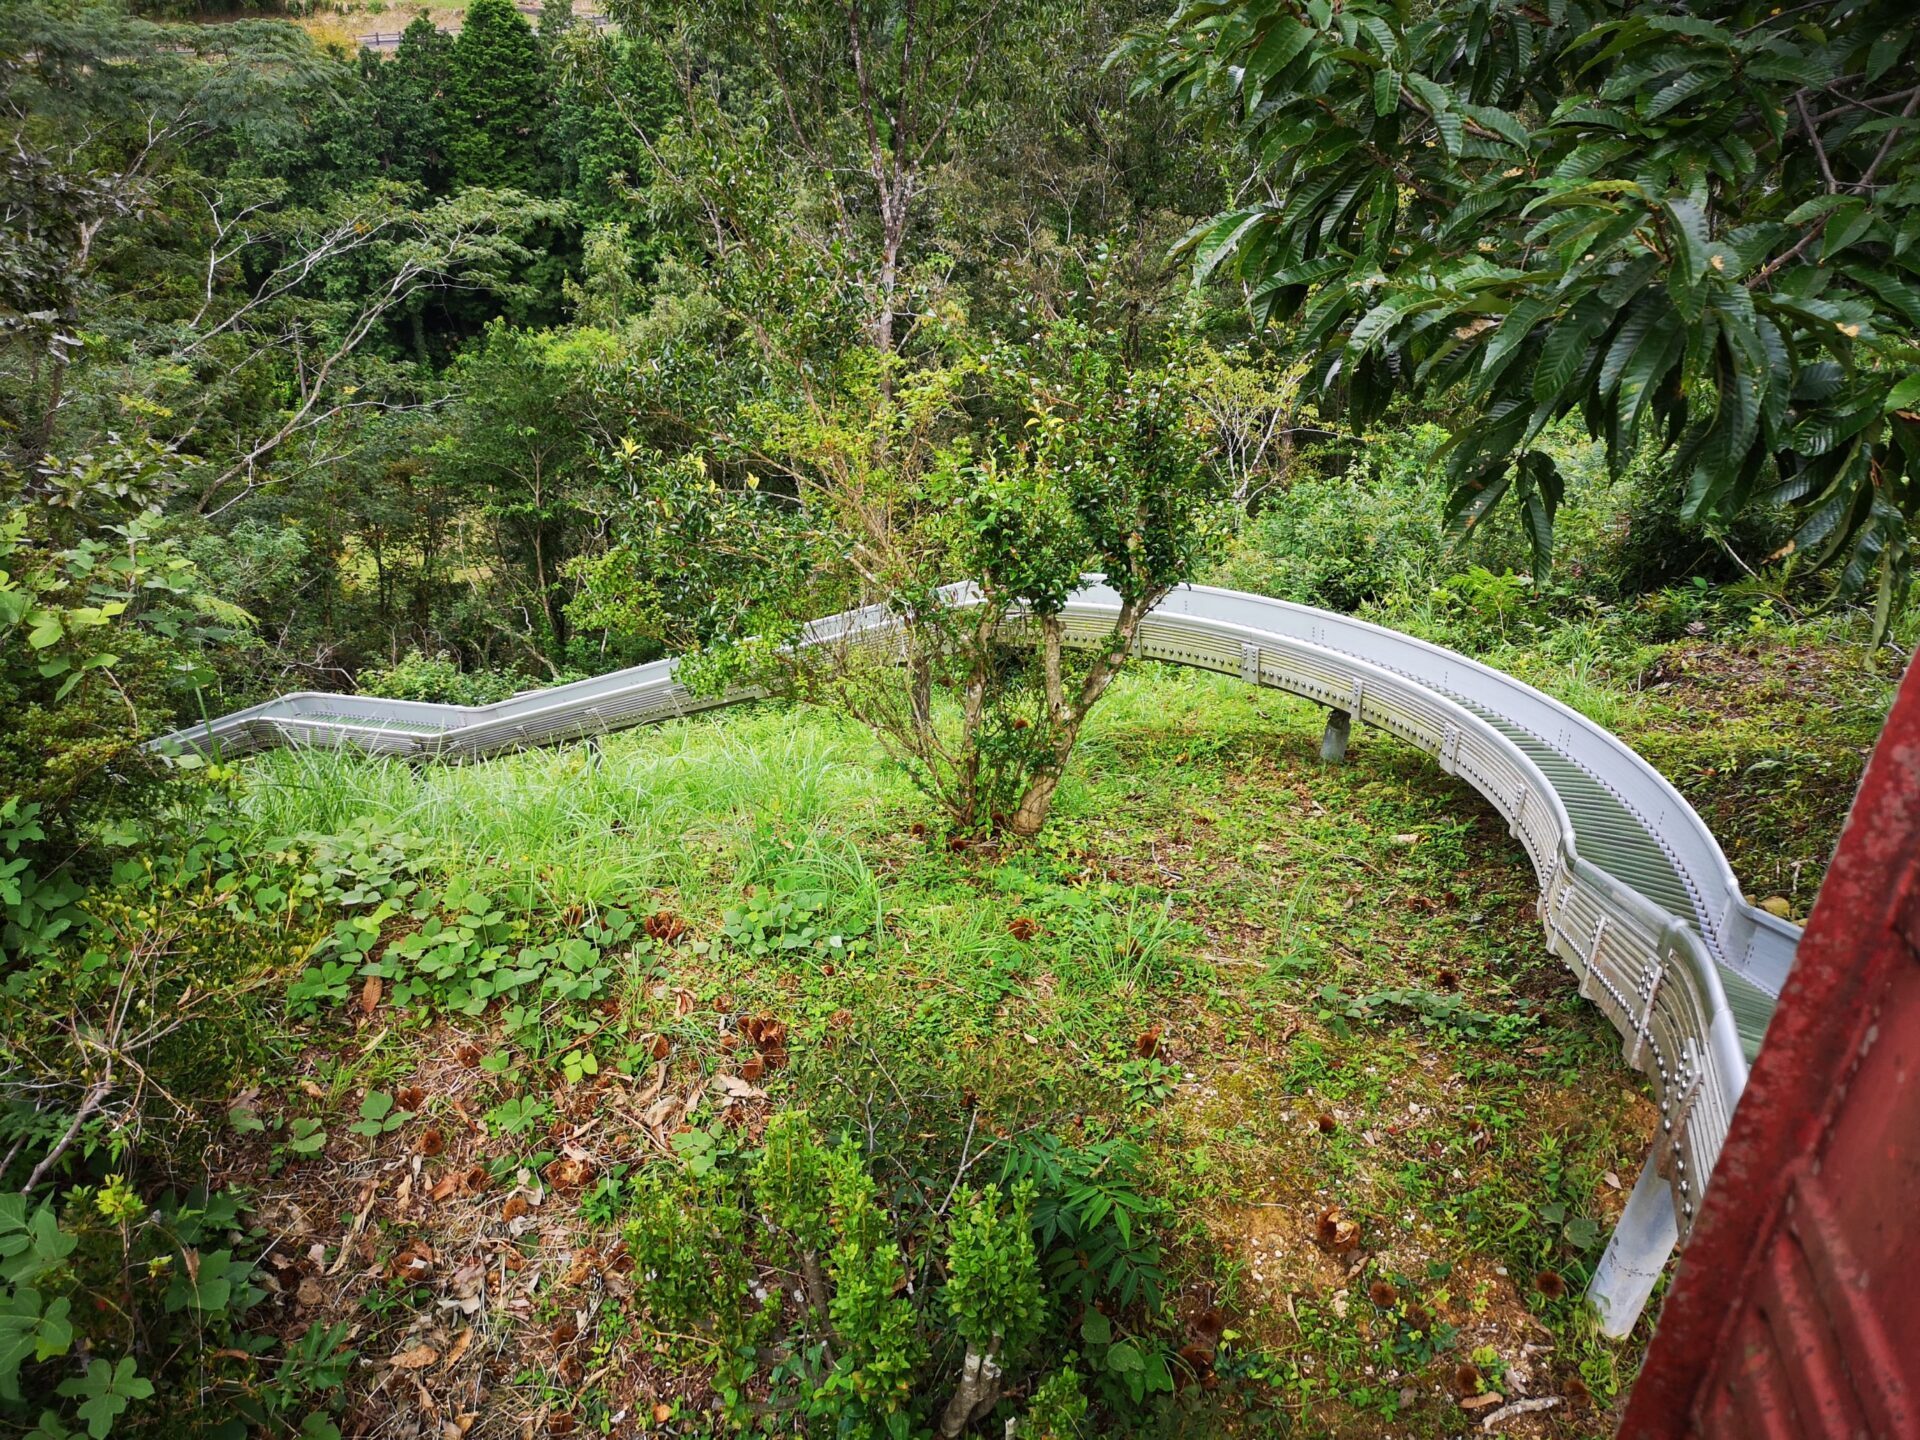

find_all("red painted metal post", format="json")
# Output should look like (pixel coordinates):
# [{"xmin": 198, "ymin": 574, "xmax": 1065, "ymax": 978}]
[{"xmin": 1622, "ymin": 648, "xmax": 1920, "ymax": 1439}]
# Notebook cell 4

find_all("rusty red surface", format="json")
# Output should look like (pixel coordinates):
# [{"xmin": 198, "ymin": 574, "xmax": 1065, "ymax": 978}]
[{"xmin": 1622, "ymin": 648, "xmax": 1920, "ymax": 1439}]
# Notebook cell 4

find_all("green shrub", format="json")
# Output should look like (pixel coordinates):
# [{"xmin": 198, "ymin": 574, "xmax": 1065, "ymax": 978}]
[
  {"xmin": 355, "ymin": 650, "xmax": 529, "ymax": 707},
  {"xmin": 1213, "ymin": 424, "xmax": 1458, "ymax": 611},
  {"xmin": 0, "ymin": 1189, "xmax": 352, "ymax": 1438},
  {"xmin": 1021, "ymin": 1365, "xmax": 1090, "ymax": 1438},
  {"xmin": 998, "ymin": 1133, "xmax": 1169, "ymax": 1314}
]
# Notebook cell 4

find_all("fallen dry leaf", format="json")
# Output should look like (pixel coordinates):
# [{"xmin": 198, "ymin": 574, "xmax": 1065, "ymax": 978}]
[
  {"xmin": 1175, "ymin": 1342, "xmax": 1217, "ymax": 1389},
  {"xmin": 360, "ymin": 975, "xmax": 382, "ymax": 1015},
  {"xmin": 631, "ymin": 1061, "xmax": 668, "ymax": 1106},
  {"xmin": 644, "ymin": 911, "xmax": 688, "ymax": 944},
  {"xmin": 1461, "ymin": 1392, "xmax": 1505, "ymax": 1411},
  {"xmin": 714, "ymin": 1074, "xmax": 767, "ymax": 1102},
  {"xmin": 1315, "ymin": 1206, "xmax": 1361, "ymax": 1255},
  {"xmin": 543, "ymin": 1156, "xmax": 594, "ymax": 1190},
  {"xmin": 642, "ymin": 1095, "xmax": 681, "ymax": 1132},
  {"xmin": 388, "ymin": 1240, "xmax": 434, "ymax": 1282},
  {"xmin": 441, "ymin": 1328, "xmax": 474, "ymax": 1369},
  {"xmin": 390, "ymin": 1345, "xmax": 439, "ymax": 1370}
]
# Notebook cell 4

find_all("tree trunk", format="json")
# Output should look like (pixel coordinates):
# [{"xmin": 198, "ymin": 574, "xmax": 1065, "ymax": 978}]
[
  {"xmin": 1008, "ymin": 772, "xmax": 1060, "ymax": 837},
  {"xmin": 939, "ymin": 1341, "xmax": 1004, "ymax": 1438},
  {"xmin": 532, "ymin": 524, "xmax": 565, "ymax": 654},
  {"xmin": 800, "ymin": 1249, "xmax": 836, "ymax": 1353},
  {"xmin": 874, "ymin": 208, "xmax": 904, "ymax": 400},
  {"xmin": 1006, "ymin": 597, "xmax": 1157, "ymax": 837}
]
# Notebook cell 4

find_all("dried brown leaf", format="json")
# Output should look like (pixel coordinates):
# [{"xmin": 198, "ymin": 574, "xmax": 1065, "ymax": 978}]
[{"xmin": 1315, "ymin": 1206, "xmax": 1361, "ymax": 1255}]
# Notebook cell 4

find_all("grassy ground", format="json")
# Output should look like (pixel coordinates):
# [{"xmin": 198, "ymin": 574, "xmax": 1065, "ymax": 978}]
[{"xmin": 225, "ymin": 644, "xmax": 1803, "ymax": 1439}]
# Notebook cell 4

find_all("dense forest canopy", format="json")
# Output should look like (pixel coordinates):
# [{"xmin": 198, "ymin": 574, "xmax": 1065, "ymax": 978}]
[{"xmin": 1, "ymin": 0, "xmax": 1916, "ymax": 1433}]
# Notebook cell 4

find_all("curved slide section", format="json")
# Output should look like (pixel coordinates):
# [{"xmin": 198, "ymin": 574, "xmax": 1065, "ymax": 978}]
[{"xmin": 152, "ymin": 583, "xmax": 1798, "ymax": 1334}]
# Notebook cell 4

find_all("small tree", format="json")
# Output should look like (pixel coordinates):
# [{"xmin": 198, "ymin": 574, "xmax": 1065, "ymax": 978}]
[
  {"xmin": 749, "ymin": 1109, "xmax": 840, "ymax": 1335},
  {"xmin": 940, "ymin": 1184, "xmax": 1044, "ymax": 1437},
  {"xmin": 585, "ymin": 287, "xmax": 1223, "ymax": 836},
  {"xmin": 757, "ymin": 307, "xmax": 1223, "ymax": 837}
]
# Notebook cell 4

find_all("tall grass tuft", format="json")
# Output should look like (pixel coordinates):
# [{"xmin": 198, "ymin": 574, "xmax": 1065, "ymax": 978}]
[{"xmin": 240, "ymin": 705, "xmax": 908, "ymax": 914}]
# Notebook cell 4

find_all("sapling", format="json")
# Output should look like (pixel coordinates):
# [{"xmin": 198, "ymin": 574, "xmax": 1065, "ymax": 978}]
[
  {"xmin": 939, "ymin": 1183, "xmax": 1043, "ymax": 1438},
  {"xmin": 1017, "ymin": 1365, "xmax": 1090, "ymax": 1439},
  {"xmin": 819, "ymin": 1141, "xmax": 925, "ymax": 1422},
  {"xmin": 748, "ymin": 1110, "xmax": 838, "ymax": 1341}
]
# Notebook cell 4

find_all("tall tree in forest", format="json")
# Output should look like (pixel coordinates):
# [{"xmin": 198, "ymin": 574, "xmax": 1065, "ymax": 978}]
[
  {"xmin": 626, "ymin": 0, "xmax": 1025, "ymax": 392},
  {"xmin": 373, "ymin": 15, "xmax": 459, "ymax": 194},
  {"xmin": 546, "ymin": 28, "xmax": 675, "ymax": 227},
  {"xmin": 447, "ymin": 0, "xmax": 552, "ymax": 192},
  {"xmin": 436, "ymin": 322, "xmax": 614, "ymax": 663}
]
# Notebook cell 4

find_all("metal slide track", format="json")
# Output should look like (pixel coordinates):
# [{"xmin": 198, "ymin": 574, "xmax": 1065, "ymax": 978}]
[{"xmin": 152, "ymin": 582, "xmax": 1799, "ymax": 1334}]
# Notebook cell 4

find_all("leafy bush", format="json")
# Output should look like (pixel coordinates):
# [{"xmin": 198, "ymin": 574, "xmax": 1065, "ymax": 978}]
[
  {"xmin": 0, "ymin": 1189, "xmax": 351, "ymax": 1438},
  {"xmin": 618, "ymin": 1113, "xmax": 1081, "ymax": 1436},
  {"xmin": 998, "ymin": 1133, "xmax": 1169, "ymax": 1314},
  {"xmin": 1213, "ymin": 425, "xmax": 1457, "ymax": 611},
  {"xmin": 355, "ymin": 650, "xmax": 529, "ymax": 707},
  {"xmin": 2, "ymin": 820, "xmax": 303, "ymax": 1197},
  {"xmin": 1, "ymin": 500, "xmax": 243, "ymax": 840}
]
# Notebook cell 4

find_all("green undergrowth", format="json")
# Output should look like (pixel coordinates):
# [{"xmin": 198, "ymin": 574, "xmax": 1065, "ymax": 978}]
[
  {"xmin": 22, "ymin": 618, "xmax": 1871, "ymax": 1437},
  {"xmin": 221, "ymin": 660, "xmax": 1757, "ymax": 1438}
]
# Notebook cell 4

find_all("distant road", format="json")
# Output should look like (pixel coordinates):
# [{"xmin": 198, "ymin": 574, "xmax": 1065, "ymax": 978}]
[{"xmin": 358, "ymin": 7, "xmax": 609, "ymax": 49}]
